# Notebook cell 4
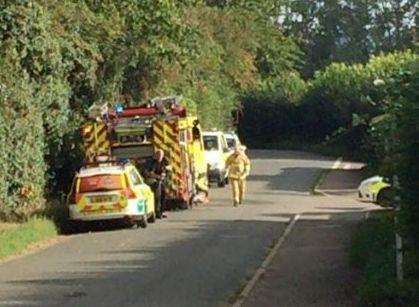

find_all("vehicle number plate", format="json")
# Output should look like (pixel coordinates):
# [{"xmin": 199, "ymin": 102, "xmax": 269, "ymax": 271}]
[{"xmin": 90, "ymin": 195, "xmax": 114, "ymax": 203}]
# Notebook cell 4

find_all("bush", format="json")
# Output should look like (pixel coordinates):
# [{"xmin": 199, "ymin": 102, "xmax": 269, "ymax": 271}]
[
  {"xmin": 350, "ymin": 215, "xmax": 419, "ymax": 306},
  {"xmin": 239, "ymin": 50, "xmax": 418, "ymax": 158},
  {"xmin": 0, "ymin": 63, "xmax": 46, "ymax": 221},
  {"xmin": 238, "ymin": 74, "xmax": 308, "ymax": 148}
]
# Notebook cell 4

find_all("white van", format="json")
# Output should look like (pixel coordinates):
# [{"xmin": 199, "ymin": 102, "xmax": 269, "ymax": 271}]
[{"xmin": 202, "ymin": 131, "xmax": 230, "ymax": 187}]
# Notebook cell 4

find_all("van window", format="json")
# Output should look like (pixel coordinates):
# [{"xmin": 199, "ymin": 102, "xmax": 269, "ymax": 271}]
[
  {"xmin": 203, "ymin": 135, "xmax": 219, "ymax": 150},
  {"xmin": 78, "ymin": 174, "xmax": 123, "ymax": 193},
  {"xmin": 226, "ymin": 138, "xmax": 236, "ymax": 149}
]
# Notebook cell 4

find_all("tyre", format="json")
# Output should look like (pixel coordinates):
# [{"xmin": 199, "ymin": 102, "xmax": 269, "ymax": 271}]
[
  {"xmin": 63, "ymin": 220, "xmax": 83, "ymax": 234},
  {"xmin": 138, "ymin": 216, "xmax": 148, "ymax": 228},
  {"xmin": 179, "ymin": 201, "xmax": 189, "ymax": 210},
  {"xmin": 377, "ymin": 188, "xmax": 394, "ymax": 207},
  {"xmin": 148, "ymin": 211, "xmax": 156, "ymax": 223}
]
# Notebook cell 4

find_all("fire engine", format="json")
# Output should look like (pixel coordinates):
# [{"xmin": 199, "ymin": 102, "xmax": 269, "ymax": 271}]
[{"xmin": 80, "ymin": 97, "xmax": 209, "ymax": 209}]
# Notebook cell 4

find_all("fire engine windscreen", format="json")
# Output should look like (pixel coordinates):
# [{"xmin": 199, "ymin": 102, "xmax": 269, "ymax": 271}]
[
  {"xmin": 111, "ymin": 145, "xmax": 154, "ymax": 160},
  {"xmin": 79, "ymin": 175, "xmax": 123, "ymax": 193}
]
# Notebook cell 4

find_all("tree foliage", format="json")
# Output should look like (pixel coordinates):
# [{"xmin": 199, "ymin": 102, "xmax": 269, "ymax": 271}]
[
  {"xmin": 0, "ymin": 0, "xmax": 300, "ymax": 220},
  {"xmin": 240, "ymin": 50, "xmax": 418, "ymax": 152},
  {"xmin": 278, "ymin": 0, "xmax": 417, "ymax": 76}
]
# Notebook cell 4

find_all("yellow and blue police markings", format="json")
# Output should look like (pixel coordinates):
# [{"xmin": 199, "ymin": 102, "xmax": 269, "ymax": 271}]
[{"xmin": 136, "ymin": 199, "xmax": 147, "ymax": 214}]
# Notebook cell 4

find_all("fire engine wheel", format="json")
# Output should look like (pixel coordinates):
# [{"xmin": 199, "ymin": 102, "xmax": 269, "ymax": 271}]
[
  {"xmin": 179, "ymin": 201, "xmax": 189, "ymax": 210},
  {"xmin": 148, "ymin": 211, "xmax": 156, "ymax": 223},
  {"xmin": 138, "ymin": 216, "xmax": 148, "ymax": 228}
]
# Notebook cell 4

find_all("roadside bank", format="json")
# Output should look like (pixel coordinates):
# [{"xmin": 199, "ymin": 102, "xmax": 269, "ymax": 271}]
[{"xmin": 0, "ymin": 218, "xmax": 57, "ymax": 261}]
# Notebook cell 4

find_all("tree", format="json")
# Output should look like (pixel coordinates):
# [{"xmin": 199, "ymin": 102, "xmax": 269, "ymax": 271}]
[{"xmin": 277, "ymin": 0, "xmax": 417, "ymax": 76}]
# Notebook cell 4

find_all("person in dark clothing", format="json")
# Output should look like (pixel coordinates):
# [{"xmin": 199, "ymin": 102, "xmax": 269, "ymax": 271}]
[{"xmin": 143, "ymin": 149, "xmax": 170, "ymax": 218}]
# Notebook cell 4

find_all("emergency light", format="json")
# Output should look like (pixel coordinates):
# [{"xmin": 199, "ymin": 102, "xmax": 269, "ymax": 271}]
[{"xmin": 115, "ymin": 104, "xmax": 124, "ymax": 114}]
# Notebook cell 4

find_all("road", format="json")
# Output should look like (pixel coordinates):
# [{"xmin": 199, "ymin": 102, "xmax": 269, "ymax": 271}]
[{"xmin": 0, "ymin": 150, "xmax": 366, "ymax": 307}]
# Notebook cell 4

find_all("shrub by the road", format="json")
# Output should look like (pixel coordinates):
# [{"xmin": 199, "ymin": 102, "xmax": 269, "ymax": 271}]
[
  {"xmin": 350, "ymin": 215, "xmax": 419, "ymax": 306},
  {"xmin": 239, "ymin": 50, "xmax": 417, "ymax": 158}
]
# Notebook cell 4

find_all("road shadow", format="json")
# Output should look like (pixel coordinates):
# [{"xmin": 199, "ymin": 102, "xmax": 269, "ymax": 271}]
[
  {"xmin": 318, "ymin": 169, "xmax": 362, "ymax": 190},
  {"xmin": 247, "ymin": 167, "xmax": 325, "ymax": 193},
  {"xmin": 0, "ymin": 209, "xmax": 367, "ymax": 307},
  {"xmin": 315, "ymin": 206, "xmax": 364, "ymax": 211},
  {"xmin": 58, "ymin": 219, "xmax": 142, "ymax": 236},
  {"xmin": 316, "ymin": 169, "xmax": 362, "ymax": 197},
  {"xmin": 0, "ymin": 218, "xmax": 289, "ymax": 307},
  {"xmin": 247, "ymin": 150, "xmax": 336, "ymax": 161}
]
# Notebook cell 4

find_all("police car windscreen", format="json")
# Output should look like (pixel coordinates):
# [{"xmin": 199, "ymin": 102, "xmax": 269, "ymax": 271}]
[{"xmin": 203, "ymin": 136, "xmax": 218, "ymax": 150}]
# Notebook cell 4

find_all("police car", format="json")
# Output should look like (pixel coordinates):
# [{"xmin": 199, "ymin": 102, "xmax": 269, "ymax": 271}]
[
  {"xmin": 358, "ymin": 176, "xmax": 394, "ymax": 206},
  {"xmin": 67, "ymin": 161, "xmax": 155, "ymax": 228}
]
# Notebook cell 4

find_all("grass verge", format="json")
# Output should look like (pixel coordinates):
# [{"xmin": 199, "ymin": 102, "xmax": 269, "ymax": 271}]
[
  {"xmin": 349, "ymin": 213, "xmax": 419, "ymax": 306},
  {"xmin": 0, "ymin": 218, "xmax": 57, "ymax": 260}
]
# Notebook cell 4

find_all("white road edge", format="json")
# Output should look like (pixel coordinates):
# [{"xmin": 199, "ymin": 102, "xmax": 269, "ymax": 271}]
[{"xmin": 232, "ymin": 214, "xmax": 300, "ymax": 307}]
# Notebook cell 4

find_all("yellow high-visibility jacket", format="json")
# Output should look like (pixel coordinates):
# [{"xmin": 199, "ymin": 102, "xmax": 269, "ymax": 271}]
[{"xmin": 226, "ymin": 152, "xmax": 251, "ymax": 180}]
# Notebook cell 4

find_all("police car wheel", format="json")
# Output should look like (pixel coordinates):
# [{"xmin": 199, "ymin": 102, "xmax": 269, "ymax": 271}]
[
  {"xmin": 65, "ymin": 220, "xmax": 83, "ymax": 234},
  {"xmin": 377, "ymin": 188, "xmax": 394, "ymax": 207},
  {"xmin": 148, "ymin": 211, "xmax": 156, "ymax": 223},
  {"xmin": 138, "ymin": 216, "xmax": 148, "ymax": 228}
]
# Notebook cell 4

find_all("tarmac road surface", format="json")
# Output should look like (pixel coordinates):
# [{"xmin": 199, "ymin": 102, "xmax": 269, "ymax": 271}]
[{"xmin": 0, "ymin": 150, "xmax": 361, "ymax": 307}]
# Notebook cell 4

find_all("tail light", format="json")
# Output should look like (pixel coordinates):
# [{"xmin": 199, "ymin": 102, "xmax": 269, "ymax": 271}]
[
  {"xmin": 68, "ymin": 192, "xmax": 81, "ymax": 204},
  {"xmin": 123, "ymin": 188, "xmax": 137, "ymax": 199}
]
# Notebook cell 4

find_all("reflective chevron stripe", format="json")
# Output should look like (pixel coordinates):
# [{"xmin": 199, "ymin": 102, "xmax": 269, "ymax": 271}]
[
  {"xmin": 81, "ymin": 122, "xmax": 110, "ymax": 161},
  {"xmin": 152, "ymin": 120, "xmax": 185, "ymax": 199}
]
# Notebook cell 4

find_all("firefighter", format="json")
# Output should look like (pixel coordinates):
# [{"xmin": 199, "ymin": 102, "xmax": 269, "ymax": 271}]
[
  {"xmin": 143, "ymin": 149, "xmax": 170, "ymax": 218},
  {"xmin": 225, "ymin": 145, "xmax": 251, "ymax": 207}
]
